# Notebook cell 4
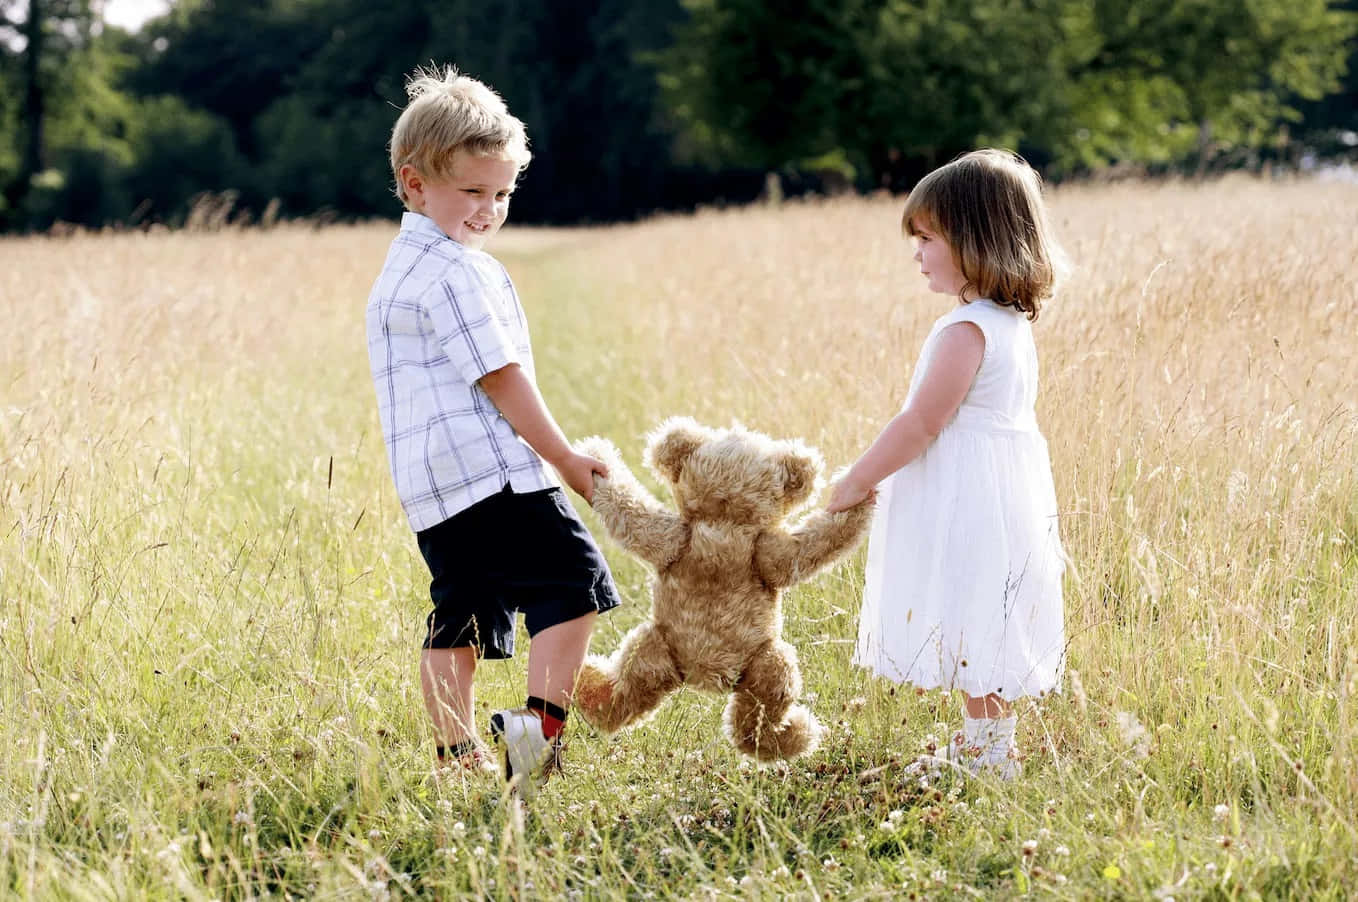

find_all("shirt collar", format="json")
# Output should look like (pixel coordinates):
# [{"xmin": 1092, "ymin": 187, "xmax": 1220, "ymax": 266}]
[{"xmin": 401, "ymin": 211, "xmax": 448, "ymax": 240}]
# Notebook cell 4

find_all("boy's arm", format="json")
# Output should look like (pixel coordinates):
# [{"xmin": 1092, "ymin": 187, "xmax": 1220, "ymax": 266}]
[
  {"xmin": 753, "ymin": 500, "xmax": 874, "ymax": 589},
  {"xmin": 576, "ymin": 436, "xmax": 688, "ymax": 570},
  {"xmin": 479, "ymin": 363, "xmax": 605, "ymax": 502}
]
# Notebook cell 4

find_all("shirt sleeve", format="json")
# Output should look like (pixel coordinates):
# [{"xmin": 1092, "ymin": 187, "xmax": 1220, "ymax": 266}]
[{"xmin": 425, "ymin": 258, "xmax": 522, "ymax": 385}]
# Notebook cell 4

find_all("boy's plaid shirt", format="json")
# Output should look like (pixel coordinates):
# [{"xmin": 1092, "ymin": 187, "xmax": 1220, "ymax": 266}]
[{"xmin": 366, "ymin": 213, "xmax": 555, "ymax": 531}]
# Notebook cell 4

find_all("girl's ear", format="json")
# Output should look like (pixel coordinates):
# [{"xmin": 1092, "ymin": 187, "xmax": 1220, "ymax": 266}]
[
  {"xmin": 778, "ymin": 443, "xmax": 822, "ymax": 507},
  {"xmin": 646, "ymin": 417, "xmax": 711, "ymax": 483}
]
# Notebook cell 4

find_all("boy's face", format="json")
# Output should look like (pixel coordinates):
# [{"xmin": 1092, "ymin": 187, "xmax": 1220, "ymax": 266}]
[{"xmin": 401, "ymin": 151, "xmax": 519, "ymax": 249}]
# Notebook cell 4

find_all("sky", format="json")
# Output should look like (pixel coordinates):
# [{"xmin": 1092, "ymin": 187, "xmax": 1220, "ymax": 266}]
[{"xmin": 102, "ymin": 0, "xmax": 171, "ymax": 32}]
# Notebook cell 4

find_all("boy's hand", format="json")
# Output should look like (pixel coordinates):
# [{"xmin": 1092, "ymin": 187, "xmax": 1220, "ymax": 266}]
[
  {"xmin": 555, "ymin": 451, "xmax": 610, "ymax": 503},
  {"xmin": 826, "ymin": 477, "xmax": 876, "ymax": 514}
]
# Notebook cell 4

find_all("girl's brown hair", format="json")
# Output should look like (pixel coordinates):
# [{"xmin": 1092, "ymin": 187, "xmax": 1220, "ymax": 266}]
[{"xmin": 901, "ymin": 149, "xmax": 1064, "ymax": 319}]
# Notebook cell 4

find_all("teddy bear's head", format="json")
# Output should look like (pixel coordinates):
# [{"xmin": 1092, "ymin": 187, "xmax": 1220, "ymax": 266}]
[{"xmin": 643, "ymin": 417, "xmax": 822, "ymax": 526}]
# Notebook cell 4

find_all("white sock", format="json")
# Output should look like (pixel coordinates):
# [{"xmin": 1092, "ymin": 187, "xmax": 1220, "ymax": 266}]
[{"xmin": 963, "ymin": 715, "xmax": 1017, "ymax": 761}]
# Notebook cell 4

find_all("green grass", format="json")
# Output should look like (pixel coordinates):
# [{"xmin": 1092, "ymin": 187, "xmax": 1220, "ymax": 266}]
[{"xmin": 3, "ymin": 179, "xmax": 1358, "ymax": 897}]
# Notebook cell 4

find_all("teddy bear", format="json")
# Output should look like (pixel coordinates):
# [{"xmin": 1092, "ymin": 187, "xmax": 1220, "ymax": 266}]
[{"xmin": 572, "ymin": 417, "xmax": 874, "ymax": 761}]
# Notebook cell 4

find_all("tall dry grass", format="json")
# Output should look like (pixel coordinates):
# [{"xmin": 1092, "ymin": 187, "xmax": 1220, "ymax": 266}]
[{"xmin": 1, "ymin": 175, "xmax": 1355, "ymax": 897}]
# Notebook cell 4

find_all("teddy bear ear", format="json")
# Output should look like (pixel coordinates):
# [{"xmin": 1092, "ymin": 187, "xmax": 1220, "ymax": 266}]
[
  {"xmin": 778, "ymin": 445, "xmax": 822, "ymax": 506},
  {"xmin": 646, "ymin": 417, "xmax": 710, "ymax": 482}
]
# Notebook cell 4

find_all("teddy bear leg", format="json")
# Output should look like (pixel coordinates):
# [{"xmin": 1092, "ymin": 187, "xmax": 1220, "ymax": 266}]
[
  {"xmin": 573, "ymin": 621, "xmax": 682, "ymax": 734},
  {"xmin": 723, "ymin": 640, "xmax": 822, "ymax": 762}
]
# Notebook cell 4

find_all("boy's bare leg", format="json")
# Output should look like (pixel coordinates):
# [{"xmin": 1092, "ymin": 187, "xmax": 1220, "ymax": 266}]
[
  {"xmin": 421, "ymin": 647, "xmax": 478, "ymax": 749},
  {"xmin": 488, "ymin": 613, "xmax": 597, "ymax": 794},
  {"xmin": 527, "ymin": 613, "xmax": 597, "ymax": 711}
]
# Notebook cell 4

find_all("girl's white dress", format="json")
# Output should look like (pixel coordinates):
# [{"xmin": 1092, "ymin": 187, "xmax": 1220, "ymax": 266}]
[{"xmin": 855, "ymin": 299, "xmax": 1066, "ymax": 700}]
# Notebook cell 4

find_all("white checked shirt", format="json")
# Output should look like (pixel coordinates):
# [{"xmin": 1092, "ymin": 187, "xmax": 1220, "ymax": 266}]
[{"xmin": 366, "ymin": 212, "xmax": 556, "ymax": 531}]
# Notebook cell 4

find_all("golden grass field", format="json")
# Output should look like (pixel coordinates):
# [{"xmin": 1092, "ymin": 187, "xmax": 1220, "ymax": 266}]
[{"xmin": 2, "ymin": 176, "xmax": 1356, "ymax": 898}]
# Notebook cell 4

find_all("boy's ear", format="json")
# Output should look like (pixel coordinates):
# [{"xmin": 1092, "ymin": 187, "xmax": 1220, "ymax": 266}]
[
  {"xmin": 778, "ymin": 444, "xmax": 821, "ymax": 506},
  {"xmin": 399, "ymin": 164, "xmax": 423, "ymax": 202},
  {"xmin": 646, "ymin": 417, "xmax": 710, "ymax": 483}
]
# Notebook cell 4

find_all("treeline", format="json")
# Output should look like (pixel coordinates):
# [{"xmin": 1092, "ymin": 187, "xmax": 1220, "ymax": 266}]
[{"xmin": 1, "ymin": 0, "xmax": 1355, "ymax": 231}]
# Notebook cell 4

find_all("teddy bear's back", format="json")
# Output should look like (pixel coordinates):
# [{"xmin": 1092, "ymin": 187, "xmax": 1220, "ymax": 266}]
[{"xmin": 650, "ymin": 522, "xmax": 782, "ymax": 691}]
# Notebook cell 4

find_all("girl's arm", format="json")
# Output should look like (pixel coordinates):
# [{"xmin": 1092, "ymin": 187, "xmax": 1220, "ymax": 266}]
[{"xmin": 827, "ymin": 322, "xmax": 984, "ymax": 512}]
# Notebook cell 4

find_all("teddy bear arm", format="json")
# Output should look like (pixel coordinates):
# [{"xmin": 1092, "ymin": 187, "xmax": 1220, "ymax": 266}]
[
  {"xmin": 755, "ymin": 502, "xmax": 873, "ymax": 588},
  {"xmin": 591, "ymin": 475, "xmax": 687, "ymax": 569}
]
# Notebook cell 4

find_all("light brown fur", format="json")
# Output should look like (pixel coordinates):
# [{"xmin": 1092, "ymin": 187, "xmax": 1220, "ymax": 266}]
[{"xmin": 573, "ymin": 418, "xmax": 874, "ymax": 761}]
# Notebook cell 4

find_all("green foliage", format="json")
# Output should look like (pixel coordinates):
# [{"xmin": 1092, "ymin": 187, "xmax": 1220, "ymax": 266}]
[
  {"xmin": 255, "ymin": 94, "xmax": 393, "ymax": 216},
  {"xmin": 658, "ymin": 0, "xmax": 883, "ymax": 172},
  {"xmin": 126, "ymin": 0, "xmax": 330, "ymax": 156},
  {"xmin": 125, "ymin": 0, "xmax": 689, "ymax": 223},
  {"xmin": 1044, "ymin": 0, "xmax": 1358, "ymax": 170},
  {"xmin": 0, "ymin": 0, "xmax": 1356, "ymax": 229},
  {"xmin": 659, "ymin": 0, "xmax": 1358, "ymax": 186},
  {"xmin": 0, "ymin": 63, "xmax": 17, "ymax": 216},
  {"xmin": 123, "ymin": 95, "xmax": 248, "ymax": 224}
]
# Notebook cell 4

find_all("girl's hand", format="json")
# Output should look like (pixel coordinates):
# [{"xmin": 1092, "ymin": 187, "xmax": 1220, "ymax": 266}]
[{"xmin": 827, "ymin": 478, "xmax": 875, "ymax": 513}]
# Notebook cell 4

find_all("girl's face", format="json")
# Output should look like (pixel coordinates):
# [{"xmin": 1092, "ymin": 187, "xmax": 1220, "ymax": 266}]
[{"xmin": 909, "ymin": 217, "xmax": 967, "ymax": 298}]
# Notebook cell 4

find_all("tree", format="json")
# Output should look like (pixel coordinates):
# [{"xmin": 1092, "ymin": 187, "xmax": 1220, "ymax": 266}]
[
  {"xmin": 0, "ymin": 0, "xmax": 147, "ymax": 227},
  {"xmin": 657, "ymin": 0, "xmax": 1358, "ymax": 187},
  {"xmin": 656, "ymin": 0, "xmax": 884, "ymax": 177},
  {"xmin": 249, "ymin": 0, "xmax": 688, "ymax": 222},
  {"xmin": 127, "ymin": 0, "xmax": 329, "ymax": 159},
  {"xmin": 1, "ymin": 0, "xmax": 57, "ymax": 222},
  {"xmin": 1045, "ymin": 0, "xmax": 1357, "ymax": 170},
  {"xmin": 1293, "ymin": 0, "xmax": 1358, "ymax": 155}
]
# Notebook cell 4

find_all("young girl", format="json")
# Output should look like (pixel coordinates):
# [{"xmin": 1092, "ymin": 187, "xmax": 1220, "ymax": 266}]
[{"xmin": 827, "ymin": 149, "xmax": 1066, "ymax": 780}]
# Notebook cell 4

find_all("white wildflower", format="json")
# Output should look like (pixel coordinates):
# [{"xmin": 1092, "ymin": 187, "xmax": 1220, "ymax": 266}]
[{"xmin": 1115, "ymin": 711, "xmax": 1152, "ymax": 758}]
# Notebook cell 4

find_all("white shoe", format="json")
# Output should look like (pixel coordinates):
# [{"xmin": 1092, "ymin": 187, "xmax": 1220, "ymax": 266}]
[
  {"xmin": 909, "ymin": 732, "xmax": 1023, "ymax": 782},
  {"xmin": 489, "ymin": 709, "xmax": 559, "ymax": 799}
]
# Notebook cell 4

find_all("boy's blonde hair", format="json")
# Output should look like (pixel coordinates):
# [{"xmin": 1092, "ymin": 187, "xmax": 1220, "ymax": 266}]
[
  {"xmin": 389, "ymin": 65, "xmax": 531, "ymax": 208},
  {"xmin": 902, "ymin": 149, "xmax": 1063, "ymax": 320}
]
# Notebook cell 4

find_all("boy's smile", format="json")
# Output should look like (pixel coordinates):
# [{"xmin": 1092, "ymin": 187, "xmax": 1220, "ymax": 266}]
[{"xmin": 401, "ymin": 152, "xmax": 519, "ymax": 249}]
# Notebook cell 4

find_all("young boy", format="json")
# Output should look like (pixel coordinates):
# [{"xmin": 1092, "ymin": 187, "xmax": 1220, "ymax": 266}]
[{"xmin": 365, "ymin": 65, "xmax": 620, "ymax": 797}]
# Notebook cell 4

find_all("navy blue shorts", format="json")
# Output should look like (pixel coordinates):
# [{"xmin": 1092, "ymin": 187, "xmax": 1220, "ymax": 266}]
[{"xmin": 416, "ymin": 485, "xmax": 621, "ymax": 658}]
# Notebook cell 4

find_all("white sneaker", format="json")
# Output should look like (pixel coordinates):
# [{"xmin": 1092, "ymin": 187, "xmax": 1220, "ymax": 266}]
[{"xmin": 489, "ymin": 708, "xmax": 559, "ymax": 799}]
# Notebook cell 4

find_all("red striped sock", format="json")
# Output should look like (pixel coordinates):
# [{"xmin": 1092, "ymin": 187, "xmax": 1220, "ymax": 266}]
[{"xmin": 526, "ymin": 696, "xmax": 568, "ymax": 740}]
